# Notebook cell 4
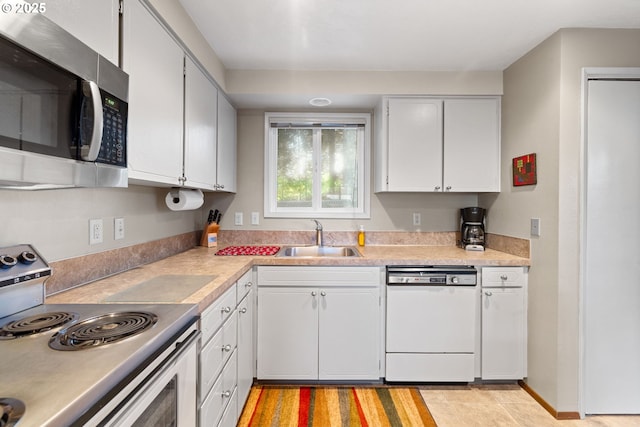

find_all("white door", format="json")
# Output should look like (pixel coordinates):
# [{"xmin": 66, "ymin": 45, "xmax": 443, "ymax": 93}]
[
  {"xmin": 387, "ymin": 98, "xmax": 443, "ymax": 191},
  {"xmin": 443, "ymin": 98, "xmax": 501, "ymax": 192},
  {"xmin": 584, "ymin": 78, "xmax": 640, "ymax": 414},
  {"xmin": 256, "ymin": 287, "xmax": 318, "ymax": 380},
  {"xmin": 217, "ymin": 95, "xmax": 237, "ymax": 192},
  {"xmin": 122, "ymin": 0, "xmax": 184, "ymax": 185},
  {"xmin": 481, "ymin": 287, "xmax": 525, "ymax": 380},
  {"xmin": 184, "ymin": 57, "xmax": 218, "ymax": 190},
  {"xmin": 318, "ymin": 287, "xmax": 380, "ymax": 380}
]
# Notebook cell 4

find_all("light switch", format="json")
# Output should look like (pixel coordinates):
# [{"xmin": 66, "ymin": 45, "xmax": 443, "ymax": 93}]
[
  {"xmin": 531, "ymin": 218, "xmax": 541, "ymax": 236},
  {"xmin": 413, "ymin": 212, "xmax": 421, "ymax": 226},
  {"xmin": 251, "ymin": 212, "xmax": 260, "ymax": 225},
  {"xmin": 234, "ymin": 212, "xmax": 243, "ymax": 226},
  {"xmin": 114, "ymin": 218, "xmax": 125, "ymax": 240}
]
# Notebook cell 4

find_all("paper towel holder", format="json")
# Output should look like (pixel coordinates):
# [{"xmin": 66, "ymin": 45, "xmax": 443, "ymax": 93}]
[{"xmin": 165, "ymin": 188, "xmax": 204, "ymax": 211}]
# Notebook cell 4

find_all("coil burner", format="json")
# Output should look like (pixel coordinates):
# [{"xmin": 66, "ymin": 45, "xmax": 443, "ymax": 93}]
[
  {"xmin": 49, "ymin": 311, "xmax": 158, "ymax": 351},
  {"xmin": 0, "ymin": 397, "xmax": 25, "ymax": 427},
  {"xmin": 0, "ymin": 312, "xmax": 78, "ymax": 340}
]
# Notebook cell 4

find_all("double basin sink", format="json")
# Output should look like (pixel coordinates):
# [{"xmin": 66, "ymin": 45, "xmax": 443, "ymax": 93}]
[{"xmin": 276, "ymin": 245, "xmax": 361, "ymax": 258}]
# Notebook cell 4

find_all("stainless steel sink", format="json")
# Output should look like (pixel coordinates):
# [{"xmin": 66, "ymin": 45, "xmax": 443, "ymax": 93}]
[{"xmin": 276, "ymin": 245, "xmax": 361, "ymax": 257}]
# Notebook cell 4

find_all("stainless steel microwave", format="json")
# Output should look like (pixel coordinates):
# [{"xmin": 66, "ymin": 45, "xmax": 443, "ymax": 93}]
[{"xmin": 0, "ymin": 12, "xmax": 128, "ymax": 189}]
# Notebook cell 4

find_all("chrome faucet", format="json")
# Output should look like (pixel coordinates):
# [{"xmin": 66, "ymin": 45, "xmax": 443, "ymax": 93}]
[{"xmin": 312, "ymin": 219, "xmax": 323, "ymax": 246}]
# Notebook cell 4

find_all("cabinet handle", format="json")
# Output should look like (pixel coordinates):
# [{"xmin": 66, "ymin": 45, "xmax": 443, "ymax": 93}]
[
  {"xmin": 222, "ymin": 390, "xmax": 231, "ymax": 398},
  {"xmin": 239, "ymin": 307, "xmax": 247, "ymax": 314},
  {"xmin": 245, "ymin": 281, "xmax": 253, "ymax": 288},
  {"xmin": 445, "ymin": 186, "xmax": 452, "ymax": 191},
  {"xmin": 311, "ymin": 291, "xmax": 317, "ymax": 296},
  {"xmin": 222, "ymin": 344, "xmax": 232, "ymax": 352},
  {"xmin": 484, "ymin": 291, "xmax": 493, "ymax": 296},
  {"xmin": 434, "ymin": 186, "xmax": 441, "ymax": 191},
  {"xmin": 221, "ymin": 306, "xmax": 232, "ymax": 313},
  {"xmin": 320, "ymin": 291, "xmax": 326, "ymax": 297},
  {"xmin": 500, "ymin": 275, "xmax": 508, "ymax": 281}
]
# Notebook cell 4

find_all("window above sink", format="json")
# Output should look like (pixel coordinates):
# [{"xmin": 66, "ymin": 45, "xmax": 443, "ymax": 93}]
[{"xmin": 264, "ymin": 112, "xmax": 371, "ymax": 219}]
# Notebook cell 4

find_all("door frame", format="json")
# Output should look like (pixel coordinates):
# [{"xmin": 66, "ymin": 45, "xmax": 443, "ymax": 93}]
[{"xmin": 579, "ymin": 67, "xmax": 640, "ymax": 417}]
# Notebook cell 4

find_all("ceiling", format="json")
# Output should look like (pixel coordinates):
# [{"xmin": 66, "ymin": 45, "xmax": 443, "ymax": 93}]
[{"xmin": 179, "ymin": 0, "xmax": 640, "ymax": 107}]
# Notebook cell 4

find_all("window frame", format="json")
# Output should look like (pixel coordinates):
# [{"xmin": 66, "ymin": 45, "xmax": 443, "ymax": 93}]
[{"xmin": 264, "ymin": 112, "xmax": 371, "ymax": 219}]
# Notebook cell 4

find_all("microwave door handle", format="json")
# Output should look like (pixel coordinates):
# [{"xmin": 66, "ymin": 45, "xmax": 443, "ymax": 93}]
[{"xmin": 80, "ymin": 80, "xmax": 104, "ymax": 161}]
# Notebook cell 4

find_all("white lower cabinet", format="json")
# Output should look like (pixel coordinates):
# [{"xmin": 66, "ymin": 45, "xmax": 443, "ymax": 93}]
[
  {"xmin": 257, "ymin": 266, "xmax": 382, "ymax": 381},
  {"xmin": 480, "ymin": 267, "xmax": 528, "ymax": 380}
]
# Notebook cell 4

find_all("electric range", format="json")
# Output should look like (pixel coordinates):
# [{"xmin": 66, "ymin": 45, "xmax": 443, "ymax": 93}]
[{"xmin": 0, "ymin": 244, "xmax": 199, "ymax": 426}]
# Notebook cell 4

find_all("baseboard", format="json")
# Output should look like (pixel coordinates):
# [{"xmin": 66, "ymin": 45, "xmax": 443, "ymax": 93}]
[{"xmin": 518, "ymin": 380, "xmax": 580, "ymax": 420}]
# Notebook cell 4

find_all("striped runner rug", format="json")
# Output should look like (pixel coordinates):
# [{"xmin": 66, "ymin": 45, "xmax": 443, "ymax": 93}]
[{"xmin": 238, "ymin": 386, "xmax": 437, "ymax": 427}]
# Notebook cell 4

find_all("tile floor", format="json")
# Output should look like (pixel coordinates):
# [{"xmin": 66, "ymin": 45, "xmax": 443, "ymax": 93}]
[{"xmin": 419, "ymin": 384, "xmax": 640, "ymax": 427}]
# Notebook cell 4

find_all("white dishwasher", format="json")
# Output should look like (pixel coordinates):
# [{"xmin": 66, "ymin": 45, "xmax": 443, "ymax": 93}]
[{"xmin": 385, "ymin": 266, "xmax": 477, "ymax": 382}]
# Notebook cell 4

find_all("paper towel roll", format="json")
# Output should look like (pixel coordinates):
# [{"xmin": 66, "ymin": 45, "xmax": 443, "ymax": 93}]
[{"xmin": 165, "ymin": 188, "xmax": 204, "ymax": 211}]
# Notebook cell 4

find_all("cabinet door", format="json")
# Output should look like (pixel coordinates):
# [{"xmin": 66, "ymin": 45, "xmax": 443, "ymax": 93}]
[
  {"xmin": 318, "ymin": 287, "xmax": 380, "ymax": 380},
  {"xmin": 443, "ymin": 98, "xmax": 500, "ymax": 192},
  {"xmin": 481, "ymin": 287, "xmax": 525, "ymax": 379},
  {"xmin": 257, "ymin": 287, "xmax": 318, "ymax": 380},
  {"xmin": 236, "ymin": 290, "xmax": 254, "ymax": 411},
  {"xmin": 216, "ymin": 95, "xmax": 237, "ymax": 192},
  {"xmin": 184, "ymin": 57, "xmax": 217, "ymax": 190},
  {"xmin": 387, "ymin": 98, "xmax": 443, "ymax": 191},
  {"xmin": 38, "ymin": 0, "xmax": 119, "ymax": 64},
  {"xmin": 122, "ymin": 0, "xmax": 184, "ymax": 186}
]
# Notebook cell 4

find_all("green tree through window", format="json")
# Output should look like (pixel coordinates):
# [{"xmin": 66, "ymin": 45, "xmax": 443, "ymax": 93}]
[{"xmin": 265, "ymin": 113, "xmax": 370, "ymax": 218}]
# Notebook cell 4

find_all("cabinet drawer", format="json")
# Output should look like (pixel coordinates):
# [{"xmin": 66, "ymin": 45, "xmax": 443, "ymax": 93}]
[
  {"xmin": 385, "ymin": 353, "xmax": 475, "ymax": 382},
  {"xmin": 481, "ymin": 267, "xmax": 525, "ymax": 287},
  {"xmin": 218, "ymin": 387, "xmax": 238, "ymax": 427},
  {"xmin": 258, "ymin": 266, "xmax": 381, "ymax": 287},
  {"xmin": 236, "ymin": 269, "xmax": 254, "ymax": 302},
  {"xmin": 200, "ymin": 312, "xmax": 237, "ymax": 400},
  {"xmin": 200, "ymin": 351, "xmax": 238, "ymax": 427},
  {"xmin": 201, "ymin": 285, "xmax": 237, "ymax": 344}
]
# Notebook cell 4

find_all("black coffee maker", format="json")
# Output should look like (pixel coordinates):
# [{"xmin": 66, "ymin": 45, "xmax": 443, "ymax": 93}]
[{"xmin": 460, "ymin": 207, "xmax": 486, "ymax": 251}]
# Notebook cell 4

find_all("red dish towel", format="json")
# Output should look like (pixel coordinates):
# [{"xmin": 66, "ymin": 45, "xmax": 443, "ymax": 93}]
[{"xmin": 215, "ymin": 245, "xmax": 280, "ymax": 256}]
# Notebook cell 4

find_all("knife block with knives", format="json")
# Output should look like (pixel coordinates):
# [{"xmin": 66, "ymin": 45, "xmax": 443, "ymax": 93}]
[{"xmin": 201, "ymin": 209, "xmax": 221, "ymax": 247}]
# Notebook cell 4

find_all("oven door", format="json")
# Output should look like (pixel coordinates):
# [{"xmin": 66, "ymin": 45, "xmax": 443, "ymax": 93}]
[{"xmin": 101, "ymin": 329, "xmax": 199, "ymax": 427}]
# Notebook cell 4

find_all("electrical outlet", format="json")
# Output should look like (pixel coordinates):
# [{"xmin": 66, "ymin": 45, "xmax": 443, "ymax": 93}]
[
  {"xmin": 114, "ymin": 217, "xmax": 125, "ymax": 240},
  {"xmin": 531, "ymin": 218, "xmax": 541, "ymax": 236},
  {"xmin": 234, "ymin": 212, "xmax": 243, "ymax": 226},
  {"xmin": 413, "ymin": 212, "xmax": 421, "ymax": 226},
  {"xmin": 89, "ymin": 219, "xmax": 103, "ymax": 245},
  {"xmin": 251, "ymin": 211, "xmax": 260, "ymax": 225}
]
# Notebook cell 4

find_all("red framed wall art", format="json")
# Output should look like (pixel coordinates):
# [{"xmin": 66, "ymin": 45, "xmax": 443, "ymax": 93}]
[{"xmin": 513, "ymin": 153, "xmax": 537, "ymax": 186}]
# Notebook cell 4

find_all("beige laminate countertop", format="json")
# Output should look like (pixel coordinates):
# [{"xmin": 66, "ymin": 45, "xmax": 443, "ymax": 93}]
[{"xmin": 46, "ymin": 245, "xmax": 529, "ymax": 312}]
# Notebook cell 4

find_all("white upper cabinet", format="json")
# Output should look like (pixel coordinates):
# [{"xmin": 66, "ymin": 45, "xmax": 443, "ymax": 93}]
[
  {"xmin": 386, "ymin": 98, "xmax": 443, "ymax": 191},
  {"xmin": 38, "ymin": 0, "xmax": 119, "ymax": 65},
  {"xmin": 375, "ymin": 96, "xmax": 501, "ymax": 193},
  {"xmin": 216, "ymin": 95, "xmax": 237, "ymax": 192},
  {"xmin": 443, "ymin": 99, "xmax": 501, "ymax": 192},
  {"xmin": 123, "ymin": 0, "xmax": 236, "ymax": 191},
  {"xmin": 123, "ymin": 0, "xmax": 184, "ymax": 186},
  {"xmin": 184, "ymin": 57, "xmax": 218, "ymax": 190}
]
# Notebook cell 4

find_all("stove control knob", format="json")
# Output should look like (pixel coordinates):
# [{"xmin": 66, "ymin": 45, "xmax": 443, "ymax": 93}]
[
  {"xmin": 18, "ymin": 251, "xmax": 37, "ymax": 265},
  {"xmin": 0, "ymin": 255, "xmax": 17, "ymax": 269}
]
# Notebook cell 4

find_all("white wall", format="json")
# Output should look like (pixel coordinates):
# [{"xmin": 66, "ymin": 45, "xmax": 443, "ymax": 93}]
[
  {"xmin": 0, "ymin": 185, "xmax": 201, "ymax": 262},
  {"xmin": 480, "ymin": 28, "xmax": 640, "ymax": 413}
]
